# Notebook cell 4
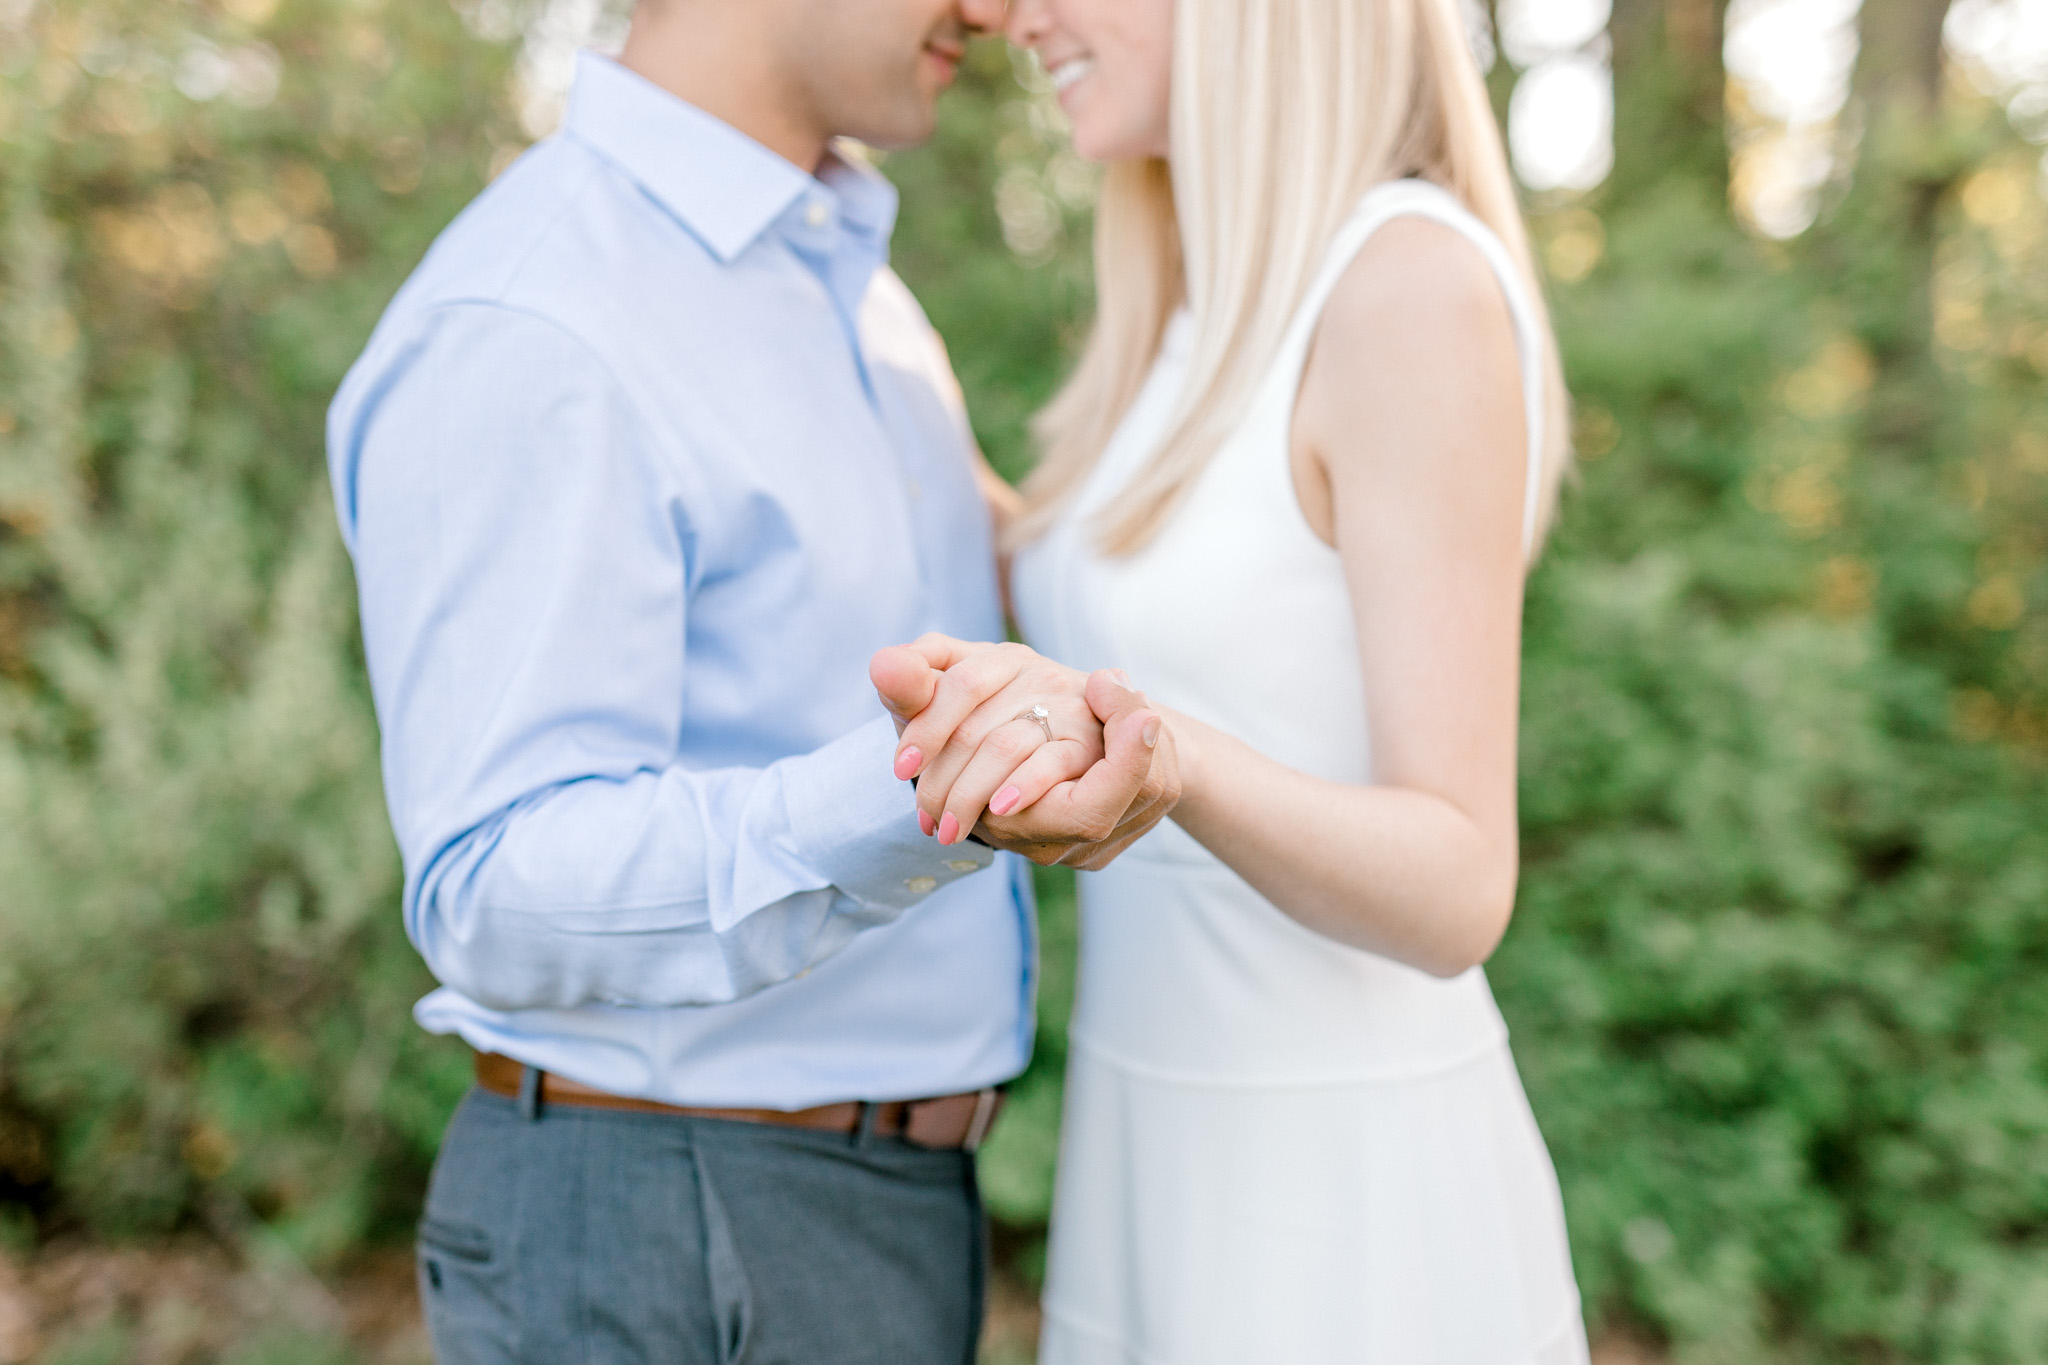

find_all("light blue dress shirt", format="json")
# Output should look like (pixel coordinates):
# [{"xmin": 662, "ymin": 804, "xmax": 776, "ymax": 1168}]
[{"xmin": 326, "ymin": 52, "xmax": 1033, "ymax": 1108}]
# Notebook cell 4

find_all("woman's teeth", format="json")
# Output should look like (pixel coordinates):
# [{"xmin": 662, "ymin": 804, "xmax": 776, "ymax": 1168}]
[{"xmin": 1050, "ymin": 56, "xmax": 1095, "ymax": 94}]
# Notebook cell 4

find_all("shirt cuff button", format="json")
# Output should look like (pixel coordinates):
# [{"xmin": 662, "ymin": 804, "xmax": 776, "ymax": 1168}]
[{"xmin": 904, "ymin": 876, "xmax": 939, "ymax": 894}]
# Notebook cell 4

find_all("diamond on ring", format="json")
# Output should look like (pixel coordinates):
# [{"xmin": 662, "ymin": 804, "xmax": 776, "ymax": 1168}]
[{"xmin": 1016, "ymin": 704, "xmax": 1054, "ymax": 742}]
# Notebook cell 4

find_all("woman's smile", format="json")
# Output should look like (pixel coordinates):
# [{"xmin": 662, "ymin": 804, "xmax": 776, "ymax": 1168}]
[{"xmin": 1048, "ymin": 53, "xmax": 1096, "ymax": 99}]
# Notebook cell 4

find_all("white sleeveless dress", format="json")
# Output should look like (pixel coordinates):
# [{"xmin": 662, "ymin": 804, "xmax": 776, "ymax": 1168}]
[{"xmin": 1010, "ymin": 181, "xmax": 1591, "ymax": 1365}]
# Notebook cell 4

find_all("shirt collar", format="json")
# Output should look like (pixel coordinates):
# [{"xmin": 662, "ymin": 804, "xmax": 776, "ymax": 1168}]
[
  {"xmin": 561, "ymin": 51, "xmax": 898, "ymax": 264},
  {"xmin": 816, "ymin": 146, "xmax": 901, "ymax": 248}
]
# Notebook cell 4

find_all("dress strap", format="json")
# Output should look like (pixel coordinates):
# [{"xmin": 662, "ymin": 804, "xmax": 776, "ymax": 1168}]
[{"xmin": 1268, "ymin": 180, "xmax": 1547, "ymax": 553}]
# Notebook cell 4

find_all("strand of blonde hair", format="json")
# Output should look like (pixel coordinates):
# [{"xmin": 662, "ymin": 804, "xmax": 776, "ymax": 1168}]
[{"xmin": 1012, "ymin": 0, "xmax": 1572, "ymax": 561}]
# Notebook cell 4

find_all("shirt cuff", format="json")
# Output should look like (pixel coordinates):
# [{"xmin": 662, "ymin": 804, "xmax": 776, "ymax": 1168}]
[{"xmin": 778, "ymin": 713, "xmax": 996, "ymax": 920}]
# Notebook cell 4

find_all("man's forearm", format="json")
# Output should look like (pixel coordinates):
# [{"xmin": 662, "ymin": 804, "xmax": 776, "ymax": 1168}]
[{"xmin": 403, "ymin": 714, "xmax": 995, "ymax": 1009}]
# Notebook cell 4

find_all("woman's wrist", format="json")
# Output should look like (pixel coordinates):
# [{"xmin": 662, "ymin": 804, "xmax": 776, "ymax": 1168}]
[{"xmin": 1157, "ymin": 706, "xmax": 1217, "ymax": 827}]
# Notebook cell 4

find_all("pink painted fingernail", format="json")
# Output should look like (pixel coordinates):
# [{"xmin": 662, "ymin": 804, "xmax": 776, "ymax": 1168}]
[
  {"xmin": 991, "ymin": 785, "xmax": 1022, "ymax": 816},
  {"xmin": 918, "ymin": 809, "xmax": 936, "ymax": 837},
  {"xmin": 894, "ymin": 746, "xmax": 922, "ymax": 780},
  {"xmin": 1141, "ymin": 715, "xmax": 1161, "ymax": 748},
  {"xmin": 938, "ymin": 812, "xmax": 960, "ymax": 844}
]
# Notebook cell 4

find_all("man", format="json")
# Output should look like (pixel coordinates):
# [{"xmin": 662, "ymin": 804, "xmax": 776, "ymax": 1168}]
[{"xmin": 325, "ymin": 0, "xmax": 1175, "ymax": 1360}]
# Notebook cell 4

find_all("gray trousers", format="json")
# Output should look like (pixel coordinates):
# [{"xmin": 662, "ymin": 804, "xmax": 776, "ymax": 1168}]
[{"xmin": 417, "ymin": 1087, "xmax": 989, "ymax": 1364}]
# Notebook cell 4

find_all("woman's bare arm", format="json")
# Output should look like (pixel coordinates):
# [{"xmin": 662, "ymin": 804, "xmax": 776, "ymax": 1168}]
[{"xmin": 1164, "ymin": 217, "xmax": 1530, "ymax": 977}]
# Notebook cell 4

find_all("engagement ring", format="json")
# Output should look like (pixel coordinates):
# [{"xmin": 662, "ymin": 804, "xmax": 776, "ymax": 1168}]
[{"xmin": 1017, "ymin": 704, "xmax": 1054, "ymax": 742}]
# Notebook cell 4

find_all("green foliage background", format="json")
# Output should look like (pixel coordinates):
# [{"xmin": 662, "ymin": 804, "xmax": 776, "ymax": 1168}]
[{"xmin": 3, "ymin": 0, "xmax": 2048, "ymax": 1361}]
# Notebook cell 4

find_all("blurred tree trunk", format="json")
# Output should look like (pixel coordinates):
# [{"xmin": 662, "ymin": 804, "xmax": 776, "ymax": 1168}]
[
  {"xmin": 1821, "ymin": 0, "xmax": 1977, "ymax": 699},
  {"xmin": 1854, "ymin": 0, "xmax": 1953, "ymax": 121},
  {"xmin": 1607, "ymin": 0, "xmax": 1732, "ymax": 205},
  {"xmin": 1836, "ymin": 0, "xmax": 1957, "ymax": 447}
]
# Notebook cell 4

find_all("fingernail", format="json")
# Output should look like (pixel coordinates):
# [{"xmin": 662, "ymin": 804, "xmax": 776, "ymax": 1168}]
[
  {"xmin": 918, "ymin": 809, "xmax": 936, "ymax": 837},
  {"xmin": 991, "ymin": 785, "xmax": 1022, "ymax": 816},
  {"xmin": 894, "ymin": 746, "xmax": 922, "ymax": 780},
  {"xmin": 1112, "ymin": 669, "xmax": 1132, "ymax": 687},
  {"xmin": 1141, "ymin": 716, "xmax": 1161, "ymax": 748},
  {"xmin": 938, "ymin": 812, "xmax": 960, "ymax": 844}
]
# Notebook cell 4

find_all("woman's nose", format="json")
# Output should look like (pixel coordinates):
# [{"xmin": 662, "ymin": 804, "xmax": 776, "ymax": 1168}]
[
  {"xmin": 1002, "ymin": 0, "xmax": 1051, "ymax": 46},
  {"xmin": 959, "ymin": 0, "xmax": 1009, "ymax": 37}
]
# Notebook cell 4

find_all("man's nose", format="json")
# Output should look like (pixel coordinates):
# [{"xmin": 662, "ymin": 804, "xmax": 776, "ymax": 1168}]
[{"xmin": 959, "ymin": 0, "xmax": 1008, "ymax": 36}]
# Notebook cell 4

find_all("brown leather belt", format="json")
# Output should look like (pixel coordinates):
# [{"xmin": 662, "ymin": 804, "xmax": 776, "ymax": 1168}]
[{"xmin": 473, "ymin": 1052, "xmax": 1003, "ymax": 1152}]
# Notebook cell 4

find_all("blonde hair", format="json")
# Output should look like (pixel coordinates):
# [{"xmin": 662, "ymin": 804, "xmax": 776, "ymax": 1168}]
[{"xmin": 1015, "ymin": 0, "xmax": 1571, "ymax": 559}]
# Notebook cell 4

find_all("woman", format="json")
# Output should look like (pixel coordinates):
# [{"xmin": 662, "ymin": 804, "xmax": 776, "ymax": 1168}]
[{"xmin": 885, "ymin": 0, "xmax": 1589, "ymax": 1357}]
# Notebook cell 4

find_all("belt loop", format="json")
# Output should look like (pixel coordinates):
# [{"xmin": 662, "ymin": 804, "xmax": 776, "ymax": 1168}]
[
  {"xmin": 963, "ymin": 1088, "xmax": 999, "ymax": 1154},
  {"xmin": 854, "ymin": 1100, "xmax": 877, "ymax": 1149},
  {"xmin": 518, "ymin": 1065, "xmax": 544, "ymax": 1122}
]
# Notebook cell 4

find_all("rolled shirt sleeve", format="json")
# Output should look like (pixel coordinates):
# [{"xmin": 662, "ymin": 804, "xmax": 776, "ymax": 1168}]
[{"xmin": 334, "ymin": 303, "xmax": 990, "ymax": 1012}]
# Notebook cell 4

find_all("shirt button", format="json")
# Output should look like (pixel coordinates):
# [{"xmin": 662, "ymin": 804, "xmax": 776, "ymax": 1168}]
[
  {"xmin": 804, "ymin": 199, "xmax": 831, "ymax": 229},
  {"xmin": 904, "ymin": 876, "xmax": 938, "ymax": 894},
  {"xmin": 948, "ymin": 860, "xmax": 979, "ymax": 873}
]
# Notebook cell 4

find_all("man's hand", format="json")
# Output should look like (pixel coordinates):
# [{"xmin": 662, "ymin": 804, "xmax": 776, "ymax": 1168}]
[
  {"xmin": 869, "ymin": 636, "xmax": 1181, "ymax": 867},
  {"xmin": 869, "ymin": 634, "xmax": 995, "ymax": 733}
]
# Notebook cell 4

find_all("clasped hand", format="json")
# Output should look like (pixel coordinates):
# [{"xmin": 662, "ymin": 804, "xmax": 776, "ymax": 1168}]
[{"xmin": 869, "ymin": 635, "xmax": 1181, "ymax": 870}]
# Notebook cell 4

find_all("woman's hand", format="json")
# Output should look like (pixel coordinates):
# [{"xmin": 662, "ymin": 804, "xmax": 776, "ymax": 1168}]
[
  {"xmin": 870, "ymin": 635, "xmax": 1180, "ymax": 864},
  {"xmin": 986, "ymin": 693, "xmax": 1180, "ymax": 871},
  {"xmin": 872, "ymin": 634, "xmax": 1105, "ymax": 842}
]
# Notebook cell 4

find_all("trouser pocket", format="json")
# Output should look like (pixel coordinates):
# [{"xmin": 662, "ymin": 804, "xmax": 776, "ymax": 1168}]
[
  {"xmin": 690, "ymin": 1152, "xmax": 753, "ymax": 1365},
  {"xmin": 419, "ymin": 1213, "xmax": 518, "ymax": 1364},
  {"xmin": 420, "ymin": 1214, "xmax": 493, "ymax": 1285},
  {"xmin": 417, "ymin": 1096, "xmax": 522, "ymax": 1365}
]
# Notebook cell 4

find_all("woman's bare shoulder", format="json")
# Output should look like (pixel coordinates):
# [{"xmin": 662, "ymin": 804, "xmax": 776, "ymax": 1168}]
[
  {"xmin": 1311, "ymin": 213, "xmax": 1517, "ymax": 380},
  {"xmin": 1293, "ymin": 209, "xmax": 1527, "ymax": 536}
]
